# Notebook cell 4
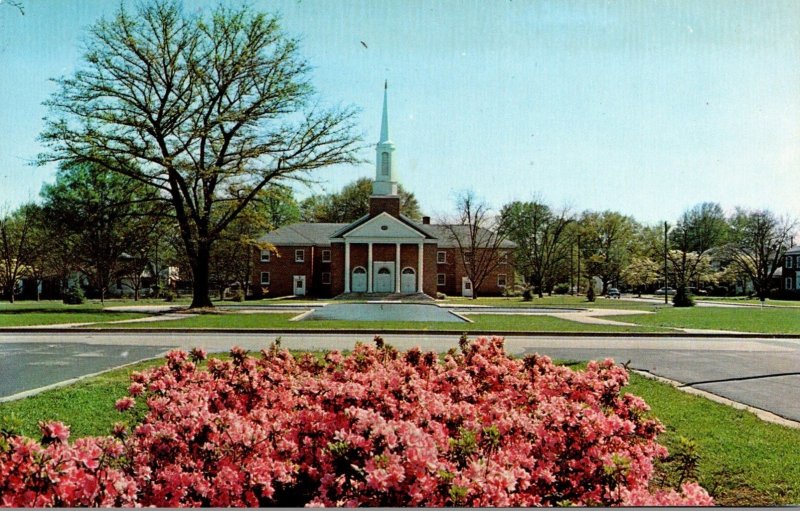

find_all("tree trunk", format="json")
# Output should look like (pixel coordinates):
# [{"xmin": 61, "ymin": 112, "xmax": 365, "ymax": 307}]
[{"xmin": 190, "ymin": 244, "xmax": 214, "ymax": 308}]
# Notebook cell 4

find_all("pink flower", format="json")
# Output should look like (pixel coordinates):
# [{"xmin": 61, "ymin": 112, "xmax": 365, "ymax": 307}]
[
  {"xmin": 38, "ymin": 421, "xmax": 70, "ymax": 444},
  {"xmin": 115, "ymin": 396, "xmax": 136, "ymax": 412},
  {"xmin": 190, "ymin": 347, "xmax": 208, "ymax": 362},
  {"xmin": 128, "ymin": 382, "xmax": 145, "ymax": 396}
]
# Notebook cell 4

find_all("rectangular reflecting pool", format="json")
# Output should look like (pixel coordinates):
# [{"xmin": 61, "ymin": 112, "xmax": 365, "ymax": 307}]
[{"xmin": 300, "ymin": 303, "xmax": 467, "ymax": 323}]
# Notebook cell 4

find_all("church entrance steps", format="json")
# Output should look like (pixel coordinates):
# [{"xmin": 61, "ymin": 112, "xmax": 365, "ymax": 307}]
[{"xmin": 333, "ymin": 292, "xmax": 434, "ymax": 302}]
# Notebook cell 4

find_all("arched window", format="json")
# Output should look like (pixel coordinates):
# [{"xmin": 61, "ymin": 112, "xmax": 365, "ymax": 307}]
[
  {"xmin": 377, "ymin": 267, "xmax": 391, "ymax": 275},
  {"xmin": 353, "ymin": 267, "xmax": 366, "ymax": 274},
  {"xmin": 402, "ymin": 267, "xmax": 415, "ymax": 275},
  {"xmin": 381, "ymin": 152, "xmax": 390, "ymax": 175}
]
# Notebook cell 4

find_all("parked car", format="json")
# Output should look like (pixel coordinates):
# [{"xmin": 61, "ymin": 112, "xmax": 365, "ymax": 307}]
[
  {"xmin": 654, "ymin": 287, "xmax": 676, "ymax": 295},
  {"xmin": 606, "ymin": 288, "xmax": 621, "ymax": 298},
  {"xmin": 687, "ymin": 287, "xmax": 708, "ymax": 296}
]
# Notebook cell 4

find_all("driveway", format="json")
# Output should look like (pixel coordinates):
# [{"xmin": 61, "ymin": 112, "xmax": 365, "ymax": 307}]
[{"xmin": 1, "ymin": 332, "xmax": 798, "ymax": 425}]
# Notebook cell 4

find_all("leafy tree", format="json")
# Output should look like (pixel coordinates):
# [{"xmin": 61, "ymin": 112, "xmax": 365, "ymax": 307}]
[
  {"xmin": 40, "ymin": 1, "xmax": 360, "ymax": 308},
  {"xmin": 666, "ymin": 250, "xmax": 717, "ymax": 292},
  {"xmin": 578, "ymin": 211, "xmax": 638, "ymax": 295},
  {"xmin": 0, "ymin": 205, "xmax": 34, "ymax": 303},
  {"xmin": 14, "ymin": 204, "xmax": 54, "ymax": 301},
  {"xmin": 621, "ymin": 256, "xmax": 660, "ymax": 297},
  {"xmin": 41, "ymin": 162, "xmax": 167, "ymax": 302},
  {"xmin": 440, "ymin": 191, "xmax": 509, "ymax": 300},
  {"xmin": 667, "ymin": 203, "xmax": 729, "ymax": 299},
  {"xmin": 301, "ymin": 177, "xmax": 421, "ymax": 223},
  {"xmin": 672, "ymin": 203, "xmax": 729, "ymax": 254},
  {"xmin": 724, "ymin": 208, "xmax": 796, "ymax": 300},
  {"xmin": 500, "ymin": 200, "xmax": 573, "ymax": 298},
  {"xmin": 209, "ymin": 185, "xmax": 298, "ymax": 299}
]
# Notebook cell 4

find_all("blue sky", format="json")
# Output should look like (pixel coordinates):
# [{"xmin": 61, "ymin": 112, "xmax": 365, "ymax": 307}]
[{"xmin": 1, "ymin": 0, "xmax": 798, "ymax": 225}]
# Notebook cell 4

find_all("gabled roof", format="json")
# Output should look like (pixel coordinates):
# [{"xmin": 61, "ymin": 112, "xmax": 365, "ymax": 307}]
[
  {"xmin": 258, "ymin": 219, "xmax": 515, "ymax": 249},
  {"xmin": 256, "ymin": 223, "xmax": 347, "ymax": 247},
  {"xmin": 331, "ymin": 213, "xmax": 437, "ymax": 240},
  {"xmin": 422, "ymin": 224, "xmax": 517, "ymax": 249}
]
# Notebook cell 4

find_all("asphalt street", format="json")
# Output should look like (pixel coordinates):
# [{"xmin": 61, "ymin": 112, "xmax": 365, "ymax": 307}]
[{"xmin": 1, "ymin": 332, "xmax": 799, "ymax": 424}]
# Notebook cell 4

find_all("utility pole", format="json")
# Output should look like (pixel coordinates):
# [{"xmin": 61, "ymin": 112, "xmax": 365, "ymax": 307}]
[
  {"xmin": 569, "ymin": 244, "xmax": 574, "ymax": 295},
  {"xmin": 664, "ymin": 221, "xmax": 668, "ymax": 305},
  {"xmin": 576, "ymin": 235, "xmax": 582, "ymax": 295}
]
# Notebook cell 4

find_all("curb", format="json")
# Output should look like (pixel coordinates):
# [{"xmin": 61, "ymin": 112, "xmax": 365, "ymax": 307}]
[
  {"xmin": 631, "ymin": 369, "xmax": 800, "ymax": 430},
  {"xmin": 1, "ymin": 327, "xmax": 799, "ymax": 339}
]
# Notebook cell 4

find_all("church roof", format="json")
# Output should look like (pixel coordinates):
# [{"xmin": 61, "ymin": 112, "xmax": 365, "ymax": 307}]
[
  {"xmin": 256, "ymin": 223, "xmax": 347, "ymax": 247},
  {"xmin": 258, "ymin": 220, "xmax": 515, "ymax": 250},
  {"xmin": 330, "ymin": 213, "xmax": 437, "ymax": 239},
  {"xmin": 422, "ymin": 224, "xmax": 517, "ymax": 249}
]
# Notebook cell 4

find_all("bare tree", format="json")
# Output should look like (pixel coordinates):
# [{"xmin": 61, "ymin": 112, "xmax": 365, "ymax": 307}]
[
  {"xmin": 40, "ymin": 1, "xmax": 360, "ymax": 308},
  {"xmin": 440, "ymin": 191, "xmax": 510, "ymax": 300},
  {"xmin": 724, "ymin": 208, "xmax": 796, "ymax": 301}
]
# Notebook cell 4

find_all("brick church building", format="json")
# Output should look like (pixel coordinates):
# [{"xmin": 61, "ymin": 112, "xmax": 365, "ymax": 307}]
[{"xmin": 252, "ymin": 85, "xmax": 515, "ymax": 299}]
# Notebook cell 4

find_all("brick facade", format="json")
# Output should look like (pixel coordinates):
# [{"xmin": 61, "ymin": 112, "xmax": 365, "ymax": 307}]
[{"xmin": 253, "ymin": 239, "xmax": 513, "ymax": 299}]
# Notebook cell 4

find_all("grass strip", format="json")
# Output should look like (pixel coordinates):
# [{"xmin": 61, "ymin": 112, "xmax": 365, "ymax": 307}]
[
  {"xmin": 94, "ymin": 312, "xmax": 668, "ymax": 333},
  {"xmin": 609, "ymin": 307, "xmax": 800, "ymax": 334},
  {"xmin": 0, "ymin": 312, "xmax": 148, "ymax": 327},
  {"xmin": 626, "ymin": 373, "xmax": 800, "ymax": 505}
]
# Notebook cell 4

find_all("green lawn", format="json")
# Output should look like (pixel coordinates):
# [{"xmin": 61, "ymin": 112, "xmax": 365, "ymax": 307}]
[
  {"xmin": 1, "ymin": 354, "xmax": 798, "ymax": 505},
  {"xmin": 695, "ymin": 297, "xmax": 800, "ymax": 307},
  {"xmin": 626, "ymin": 373, "xmax": 800, "ymax": 505},
  {"xmin": 0, "ymin": 310, "xmax": 148, "ymax": 326},
  {"xmin": 0, "ymin": 358, "xmax": 166, "ymax": 438},
  {"xmin": 609, "ymin": 307, "xmax": 800, "ymax": 334},
  {"xmin": 442, "ymin": 295, "xmax": 661, "ymax": 311},
  {"xmin": 3, "ymin": 297, "xmax": 798, "ymax": 335},
  {"xmin": 96, "ymin": 311, "xmax": 667, "ymax": 333}
]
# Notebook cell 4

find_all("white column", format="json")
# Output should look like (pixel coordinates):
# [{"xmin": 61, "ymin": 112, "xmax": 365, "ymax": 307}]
[
  {"xmin": 395, "ymin": 243, "xmax": 401, "ymax": 293},
  {"xmin": 367, "ymin": 242, "xmax": 373, "ymax": 292},
  {"xmin": 418, "ymin": 242, "xmax": 424, "ymax": 293},
  {"xmin": 344, "ymin": 240, "xmax": 351, "ymax": 293}
]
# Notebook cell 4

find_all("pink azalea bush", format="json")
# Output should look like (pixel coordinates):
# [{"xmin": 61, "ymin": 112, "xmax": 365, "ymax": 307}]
[{"xmin": 0, "ymin": 336, "xmax": 713, "ymax": 507}]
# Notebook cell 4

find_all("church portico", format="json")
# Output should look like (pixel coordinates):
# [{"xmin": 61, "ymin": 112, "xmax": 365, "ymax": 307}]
[{"xmin": 339, "ymin": 239, "xmax": 431, "ymax": 295}]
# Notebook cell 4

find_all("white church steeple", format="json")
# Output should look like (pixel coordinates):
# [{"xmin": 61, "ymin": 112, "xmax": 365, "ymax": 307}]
[{"xmin": 373, "ymin": 81, "xmax": 398, "ymax": 196}]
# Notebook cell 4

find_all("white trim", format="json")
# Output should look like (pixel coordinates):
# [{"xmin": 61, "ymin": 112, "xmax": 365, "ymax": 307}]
[
  {"xmin": 321, "ymin": 249, "xmax": 331, "ymax": 263},
  {"xmin": 260, "ymin": 272, "xmax": 270, "ymax": 285},
  {"xmin": 344, "ymin": 240, "xmax": 351, "ymax": 293},
  {"xmin": 787, "ymin": 277, "xmax": 793, "ymax": 290},
  {"xmin": 497, "ymin": 274, "xmax": 507, "ymax": 287},
  {"xmin": 437, "ymin": 251, "xmax": 446, "ymax": 263},
  {"xmin": 437, "ymin": 273, "xmax": 446, "ymax": 286},
  {"xmin": 368, "ymin": 242, "xmax": 374, "ymax": 292},
  {"xmin": 343, "ymin": 212, "xmax": 426, "ymax": 240},
  {"xmin": 418, "ymin": 242, "xmax": 424, "ymax": 292},
  {"xmin": 295, "ymin": 249, "xmax": 305, "ymax": 263},
  {"xmin": 395, "ymin": 242, "xmax": 401, "ymax": 293},
  {"xmin": 322, "ymin": 272, "xmax": 331, "ymax": 285},
  {"xmin": 260, "ymin": 250, "xmax": 270, "ymax": 262},
  {"xmin": 787, "ymin": 256, "xmax": 794, "ymax": 269}
]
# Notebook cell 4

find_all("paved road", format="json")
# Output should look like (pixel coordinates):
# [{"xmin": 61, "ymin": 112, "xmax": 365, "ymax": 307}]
[{"xmin": 1, "ymin": 332, "xmax": 799, "ymax": 423}]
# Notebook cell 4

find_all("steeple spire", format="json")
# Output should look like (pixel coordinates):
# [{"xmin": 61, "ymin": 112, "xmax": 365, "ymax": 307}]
[
  {"xmin": 373, "ymin": 80, "xmax": 398, "ymax": 197},
  {"xmin": 379, "ymin": 80, "xmax": 390, "ymax": 143}
]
